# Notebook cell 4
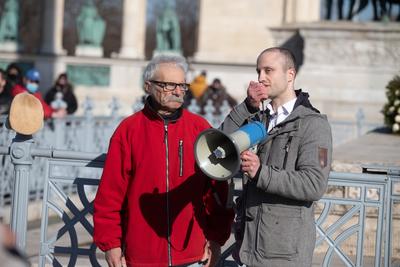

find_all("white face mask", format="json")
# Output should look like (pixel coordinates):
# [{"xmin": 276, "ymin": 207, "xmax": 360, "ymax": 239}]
[{"xmin": 26, "ymin": 82, "xmax": 39, "ymax": 93}]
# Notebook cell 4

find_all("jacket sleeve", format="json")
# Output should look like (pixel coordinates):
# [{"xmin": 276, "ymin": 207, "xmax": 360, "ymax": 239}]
[
  {"xmin": 66, "ymin": 90, "xmax": 78, "ymax": 114},
  {"xmin": 44, "ymin": 88, "xmax": 54, "ymax": 105},
  {"xmin": 93, "ymin": 135, "xmax": 131, "ymax": 251},
  {"xmin": 202, "ymin": 179, "xmax": 234, "ymax": 246},
  {"xmin": 37, "ymin": 95, "xmax": 54, "ymax": 119},
  {"xmin": 219, "ymin": 101, "xmax": 255, "ymax": 133},
  {"xmin": 256, "ymin": 116, "xmax": 332, "ymax": 202}
]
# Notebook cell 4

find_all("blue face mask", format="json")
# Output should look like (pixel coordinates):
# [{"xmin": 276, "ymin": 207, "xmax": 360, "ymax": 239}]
[{"xmin": 26, "ymin": 83, "xmax": 39, "ymax": 93}]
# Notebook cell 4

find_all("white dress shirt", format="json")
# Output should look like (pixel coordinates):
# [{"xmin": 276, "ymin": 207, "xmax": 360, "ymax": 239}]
[{"xmin": 266, "ymin": 97, "xmax": 297, "ymax": 132}]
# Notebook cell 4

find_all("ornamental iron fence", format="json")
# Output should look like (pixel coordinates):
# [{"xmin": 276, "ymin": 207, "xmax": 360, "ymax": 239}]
[
  {"xmin": 0, "ymin": 133, "xmax": 399, "ymax": 266},
  {"xmin": 0, "ymin": 96, "xmax": 382, "ymax": 209}
]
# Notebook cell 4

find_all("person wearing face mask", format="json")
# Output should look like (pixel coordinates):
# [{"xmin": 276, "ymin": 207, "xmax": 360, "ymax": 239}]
[
  {"xmin": 5, "ymin": 63, "xmax": 23, "ymax": 88},
  {"xmin": 11, "ymin": 68, "xmax": 66, "ymax": 119}
]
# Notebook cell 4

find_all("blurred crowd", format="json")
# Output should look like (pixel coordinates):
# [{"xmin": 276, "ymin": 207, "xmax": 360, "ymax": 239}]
[
  {"xmin": 0, "ymin": 62, "xmax": 78, "ymax": 119},
  {"xmin": 184, "ymin": 70, "xmax": 237, "ymax": 115},
  {"xmin": 0, "ymin": 63, "xmax": 239, "ymax": 120}
]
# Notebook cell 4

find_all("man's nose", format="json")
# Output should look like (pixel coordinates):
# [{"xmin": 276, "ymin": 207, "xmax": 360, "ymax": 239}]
[{"xmin": 258, "ymin": 70, "xmax": 266, "ymax": 82}]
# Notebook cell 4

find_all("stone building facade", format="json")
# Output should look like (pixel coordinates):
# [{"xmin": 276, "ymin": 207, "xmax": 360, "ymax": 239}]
[{"xmin": 0, "ymin": 0, "xmax": 398, "ymax": 124}]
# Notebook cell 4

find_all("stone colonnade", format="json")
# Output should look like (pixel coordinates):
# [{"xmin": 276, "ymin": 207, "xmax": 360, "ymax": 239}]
[
  {"xmin": 38, "ymin": 0, "xmax": 146, "ymax": 59},
  {"xmin": 35, "ymin": 0, "xmax": 320, "ymax": 61},
  {"xmin": 0, "ymin": 0, "xmax": 322, "ymax": 116}
]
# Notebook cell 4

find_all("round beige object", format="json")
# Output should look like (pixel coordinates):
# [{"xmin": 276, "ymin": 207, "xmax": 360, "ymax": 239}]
[{"xmin": 9, "ymin": 93, "xmax": 44, "ymax": 135}]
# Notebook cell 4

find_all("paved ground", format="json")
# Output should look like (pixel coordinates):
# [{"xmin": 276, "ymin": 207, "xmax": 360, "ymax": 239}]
[
  {"xmin": 332, "ymin": 127, "xmax": 400, "ymax": 172},
  {"xmin": 20, "ymin": 128, "xmax": 400, "ymax": 266}
]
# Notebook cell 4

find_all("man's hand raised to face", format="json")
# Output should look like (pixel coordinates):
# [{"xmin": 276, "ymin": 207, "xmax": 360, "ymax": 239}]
[{"xmin": 246, "ymin": 81, "xmax": 268, "ymax": 109}]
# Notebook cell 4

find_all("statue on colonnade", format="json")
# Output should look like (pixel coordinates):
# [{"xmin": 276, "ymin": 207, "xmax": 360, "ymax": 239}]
[
  {"xmin": 0, "ymin": 0, "xmax": 19, "ymax": 43},
  {"xmin": 75, "ymin": 0, "xmax": 106, "ymax": 56},
  {"xmin": 76, "ymin": 0, "xmax": 105, "ymax": 46},
  {"xmin": 154, "ymin": 0, "xmax": 182, "ymax": 55}
]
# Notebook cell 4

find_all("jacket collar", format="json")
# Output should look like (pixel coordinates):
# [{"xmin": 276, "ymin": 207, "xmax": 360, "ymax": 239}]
[
  {"xmin": 271, "ymin": 89, "xmax": 321, "ymax": 125},
  {"xmin": 293, "ymin": 89, "xmax": 320, "ymax": 113},
  {"xmin": 264, "ymin": 90, "xmax": 321, "ymax": 139}
]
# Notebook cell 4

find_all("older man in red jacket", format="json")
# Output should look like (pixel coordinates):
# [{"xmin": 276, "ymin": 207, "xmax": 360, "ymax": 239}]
[{"xmin": 93, "ymin": 55, "xmax": 234, "ymax": 267}]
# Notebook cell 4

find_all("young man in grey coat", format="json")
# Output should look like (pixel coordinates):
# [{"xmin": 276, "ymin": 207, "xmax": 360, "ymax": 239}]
[{"xmin": 220, "ymin": 47, "xmax": 332, "ymax": 267}]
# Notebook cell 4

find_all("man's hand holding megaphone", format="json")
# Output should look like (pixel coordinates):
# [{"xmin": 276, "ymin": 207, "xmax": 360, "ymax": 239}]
[
  {"xmin": 242, "ymin": 81, "xmax": 268, "ymax": 179},
  {"xmin": 241, "ymin": 150, "xmax": 261, "ymax": 179}
]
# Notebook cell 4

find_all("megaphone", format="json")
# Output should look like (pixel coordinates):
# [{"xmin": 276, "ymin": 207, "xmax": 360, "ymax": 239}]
[{"xmin": 194, "ymin": 121, "xmax": 268, "ymax": 181}]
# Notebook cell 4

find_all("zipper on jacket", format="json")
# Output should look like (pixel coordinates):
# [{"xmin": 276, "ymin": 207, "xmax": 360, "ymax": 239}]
[
  {"xmin": 283, "ymin": 136, "xmax": 293, "ymax": 169},
  {"xmin": 254, "ymin": 204, "xmax": 263, "ymax": 258},
  {"xmin": 164, "ymin": 122, "xmax": 172, "ymax": 266},
  {"xmin": 179, "ymin": 140, "xmax": 183, "ymax": 177}
]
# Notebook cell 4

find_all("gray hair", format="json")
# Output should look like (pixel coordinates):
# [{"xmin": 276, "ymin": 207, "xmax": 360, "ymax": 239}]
[{"xmin": 143, "ymin": 54, "xmax": 188, "ymax": 81}]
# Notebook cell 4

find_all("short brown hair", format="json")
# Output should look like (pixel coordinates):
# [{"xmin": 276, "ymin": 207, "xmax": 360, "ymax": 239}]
[{"xmin": 257, "ymin": 47, "xmax": 296, "ymax": 71}]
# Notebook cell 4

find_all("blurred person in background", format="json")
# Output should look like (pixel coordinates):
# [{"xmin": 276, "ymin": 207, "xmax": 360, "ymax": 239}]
[
  {"xmin": 5, "ymin": 63, "xmax": 23, "ymax": 89},
  {"xmin": 0, "ymin": 69, "xmax": 12, "ymax": 114},
  {"xmin": 183, "ymin": 70, "xmax": 207, "ymax": 109},
  {"xmin": 45, "ymin": 73, "xmax": 78, "ymax": 115},
  {"xmin": 11, "ymin": 69, "xmax": 66, "ymax": 119},
  {"xmin": 199, "ymin": 78, "xmax": 237, "ymax": 115},
  {"xmin": 189, "ymin": 70, "xmax": 208, "ymax": 100},
  {"xmin": 0, "ymin": 222, "xmax": 30, "ymax": 266}
]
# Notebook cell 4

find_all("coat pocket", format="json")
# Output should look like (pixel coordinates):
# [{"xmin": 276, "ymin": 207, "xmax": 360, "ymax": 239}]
[{"xmin": 256, "ymin": 204, "xmax": 301, "ymax": 260}]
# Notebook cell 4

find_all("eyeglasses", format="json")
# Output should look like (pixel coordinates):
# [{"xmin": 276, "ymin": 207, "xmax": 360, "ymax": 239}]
[{"xmin": 149, "ymin": 80, "xmax": 190, "ymax": 92}]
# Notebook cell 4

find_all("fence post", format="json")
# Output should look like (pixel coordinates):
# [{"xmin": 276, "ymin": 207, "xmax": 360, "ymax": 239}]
[
  {"xmin": 53, "ymin": 118, "xmax": 65, "ymax": 149},
  {"xmin": 9, "ymin": 133, "xmax": 34, "ymax": 251},
  {"xmin": 356, "ymin": 108, "xmax": 365, "ymax": 137},
  {"xmin": 82, "ymin": 97, "xmax": 95, "ymax": 152},
  {"xmin": 109, "ymin": 97, "xmax": 120, "ymax": 119}
]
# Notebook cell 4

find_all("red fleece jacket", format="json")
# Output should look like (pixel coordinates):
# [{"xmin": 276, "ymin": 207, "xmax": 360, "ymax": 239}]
[{"xmin": 94, "ymin": 102, "xmax": 234, "ymax": 267}]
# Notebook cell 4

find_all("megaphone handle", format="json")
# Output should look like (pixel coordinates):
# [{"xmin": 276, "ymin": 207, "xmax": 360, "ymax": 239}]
[
  {"xmin": 226, "ymin": 179, "xmax": 235, "ymax": 209},
  {"xmin": 260, "ymin": 98, "xmax": 267, "ymax": 116}
]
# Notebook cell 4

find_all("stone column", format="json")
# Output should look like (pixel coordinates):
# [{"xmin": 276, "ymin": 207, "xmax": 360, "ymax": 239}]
[
  {"xmin": 116, "ymin": 0, "xmax": 146, "ymax": 59},
  {"xmin": 194, "ymin": 0, "xmax": 283, "ymax": 64},
  {"xmin": 40, "ymin": 0, "xmax": 66, "ymax": 55},
  {"xmin": 283, "ymin": 0, "xmax": 321, "ymax": 24}
]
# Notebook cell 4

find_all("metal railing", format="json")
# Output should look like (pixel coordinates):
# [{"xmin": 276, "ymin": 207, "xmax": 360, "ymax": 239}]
[
  {"xmin": 0, "ymin": 133, "xmax": 399, "ymax": 266},
  {"xmin": 0, "ymin": 97, "xmax": 383, "ymax": 209}
]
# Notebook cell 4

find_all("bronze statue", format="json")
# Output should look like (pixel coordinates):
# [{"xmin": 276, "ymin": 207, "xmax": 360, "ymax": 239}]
[
  {"xmin": 0, "ymin": 0, "xmax": 19, "ymax": 42},
  {"xmin": 155, "ymin": 1, "xmax": 181, "ymax": 52},
  {"xmin": 76, "ymin": 0, "xmax": 106, "ymax": 46}
]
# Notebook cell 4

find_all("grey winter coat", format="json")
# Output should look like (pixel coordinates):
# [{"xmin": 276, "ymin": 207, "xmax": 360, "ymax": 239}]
[{"xmin": 220, "ymin": 91, "xmax": 332, "ymax": 267}]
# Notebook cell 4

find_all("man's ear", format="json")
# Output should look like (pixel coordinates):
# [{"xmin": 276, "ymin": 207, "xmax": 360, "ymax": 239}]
[
  {"xmin": 287, "ymin": 68, "xmax": 296, "ymax": 82},
  {"xmin": 144, "ymin": 81, "xmax": 151, "ymax": 94}
]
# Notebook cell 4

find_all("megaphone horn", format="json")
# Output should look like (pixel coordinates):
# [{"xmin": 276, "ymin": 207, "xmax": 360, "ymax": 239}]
[{"xmin": 194, "ymin": 121, "xmax": 268, "ymax": 181}]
